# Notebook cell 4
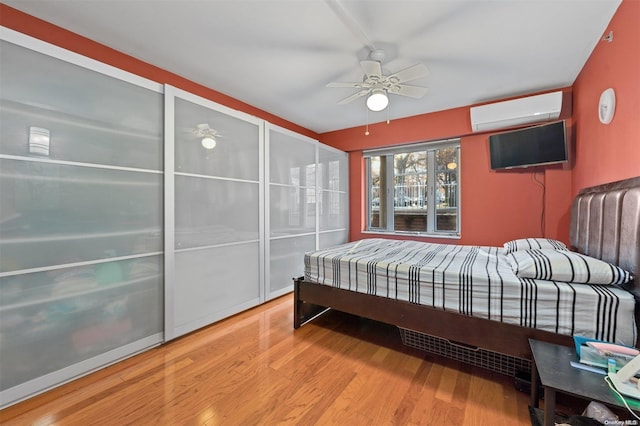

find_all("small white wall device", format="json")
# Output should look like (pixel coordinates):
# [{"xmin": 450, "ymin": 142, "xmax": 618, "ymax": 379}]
[{"xmin": 598, "ymin": 88, "xmax": 616, "ymax": 124}]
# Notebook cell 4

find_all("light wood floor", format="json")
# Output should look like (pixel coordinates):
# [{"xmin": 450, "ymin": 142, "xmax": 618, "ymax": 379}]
[{"xmin": 1, "ymin": 293, "xmax": 540, "ymax": 425}]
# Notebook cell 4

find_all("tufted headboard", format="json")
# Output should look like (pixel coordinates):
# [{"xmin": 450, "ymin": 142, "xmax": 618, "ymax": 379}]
[{"xmin": 569, "ymin": 176, "xmax": 640, "ymax": 296}]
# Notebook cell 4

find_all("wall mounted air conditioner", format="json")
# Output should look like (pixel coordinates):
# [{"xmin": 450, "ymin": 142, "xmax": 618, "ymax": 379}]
[{"xmin": 469, "ymin": 91, "xmax": 563, "ymax": 132}]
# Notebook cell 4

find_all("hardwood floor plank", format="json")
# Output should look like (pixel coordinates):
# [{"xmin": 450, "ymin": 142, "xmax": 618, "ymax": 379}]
[
  {"xmin": 1, "ymin": 294, "xmax": 552, "ymax": 425},
  {"xmin": 464, "ymin": 368, "xmax": 522, "ymax": 426},
  {"xmin": 392, "ymin": 358, "xmax": 435, "ymax": 424},
  {"xmin": 435, "ymin": 365, "xmax": 459, "ymax": 403},
  {"xmin": 443, "ymin": 363, "xmax": 472, "ymax": 425},
  {"xmin": 406, "ymin": 360, "xmax": 445, "ymax": 424}
]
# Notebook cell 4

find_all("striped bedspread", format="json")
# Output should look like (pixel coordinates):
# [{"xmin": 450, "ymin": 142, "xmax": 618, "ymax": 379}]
[{"xmin": 304, "ymin": 238, "xmax": 637, "ymax": 346}]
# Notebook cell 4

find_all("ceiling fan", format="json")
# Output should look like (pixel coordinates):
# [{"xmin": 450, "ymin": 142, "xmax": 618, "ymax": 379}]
[
  {"xmin": 327, "ymin": 50, "xmax": 429, "ymax": 111},
  {"xmin": 191, "ymin": 123, "xmax": 221, "ymax": 150}
]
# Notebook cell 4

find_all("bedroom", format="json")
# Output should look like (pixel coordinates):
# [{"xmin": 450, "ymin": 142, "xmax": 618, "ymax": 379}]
[{"xmin": 1, "ymin": 0, "xmax": 639, "ymax": 424}]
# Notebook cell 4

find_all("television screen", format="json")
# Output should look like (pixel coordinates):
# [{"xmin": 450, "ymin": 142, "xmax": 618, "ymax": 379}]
[{"xmin": 489, "ymin": 120, "xmax": 568, "ymax": 170}]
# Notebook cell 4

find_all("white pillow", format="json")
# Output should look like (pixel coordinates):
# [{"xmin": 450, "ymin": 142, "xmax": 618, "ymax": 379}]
[
  {"xmin": 507, "ymin": 249, "xmax": 633, "ymax": 285},
  {"xmin": 503, "ymin": 238, "xmax": 567, "ymax": 254}
]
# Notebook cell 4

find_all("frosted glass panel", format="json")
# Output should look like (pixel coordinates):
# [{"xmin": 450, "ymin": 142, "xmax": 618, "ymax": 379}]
[
  {"xmin": 0, "ymin": 255, "xmax": 163, "ymax": 389},
  {"xmin": 269, "ymin": 235, "xmax": 315, "ymax": 296},
  {"xmin": 264, "ymin": 139, "xmax": 347, "ymax": 299},
  {"xmin": 0, "ymin": 34, "xmax": 164, "ymax": 408},
  {"xmin": 174, "ymin": 243, "xmax": 260, "ymax": 330},
  {"xmin": 269, "ymin": 130, "xmax": 316, "ymax": 186},
  {"xmin": 175, "ymin": 176, "xmax": 259, "ymax": 249},
  {"xmin": 0, "ymin": 41, "xmax": 162, "ymax": 170},
  {"xmin": 319, "ymin": 230, "xmax": 349, "ymax": 249},
  {"xmin": 174, "ymin": 98, "xmax": 259, "ymax": 180},
  {"xmin": 318, "ymin": 148, "xmax": 348, "ymax": 192},
  {"xmin": 319, "ymin": 190, "xmax": 348, "ymax": 231},
  {"xmin": 0, "ymin": 159, "xmax": 162, "ymax": 273},
  {"xmin": 269, "ymin": 185, "xmax": 316, "ymax": 236}
]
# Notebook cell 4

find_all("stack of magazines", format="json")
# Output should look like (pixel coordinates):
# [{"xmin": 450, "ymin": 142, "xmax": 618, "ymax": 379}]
[{"xmin": 574, "ymin": 336, "xmax": 639, "ymax": 372}]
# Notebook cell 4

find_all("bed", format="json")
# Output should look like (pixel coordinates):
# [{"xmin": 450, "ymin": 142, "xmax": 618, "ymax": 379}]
[{"xmin": 293, "ymin": 176, "xmax": 640, "ymax": 370}]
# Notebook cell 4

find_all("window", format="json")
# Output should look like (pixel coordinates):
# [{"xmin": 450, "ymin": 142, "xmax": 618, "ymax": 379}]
[{"xmin": 365, "ymin": 139, "xmax": 460, "ymax": 236}]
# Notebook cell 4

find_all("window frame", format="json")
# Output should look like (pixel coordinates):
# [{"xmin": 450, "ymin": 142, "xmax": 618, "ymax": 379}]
[{"xmin": 364, "ymin": 138, "xmax": 461, "ymax": 237}]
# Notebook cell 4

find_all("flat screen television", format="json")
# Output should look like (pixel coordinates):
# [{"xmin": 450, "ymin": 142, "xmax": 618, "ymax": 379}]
[{"xmin": 488, "ymin": 120, "xmax": 568, "ymax": 170}]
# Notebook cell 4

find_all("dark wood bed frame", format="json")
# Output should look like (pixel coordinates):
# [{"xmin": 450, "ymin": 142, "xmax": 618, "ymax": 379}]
[{"xmin": 294, "ymin": 176, "xmax": 640, "ymax": 361}]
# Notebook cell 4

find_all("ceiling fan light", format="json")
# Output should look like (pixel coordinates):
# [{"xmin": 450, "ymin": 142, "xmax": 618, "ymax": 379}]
[
  {"xmin": 201, "ymin": 136, "xmax": 217, "ymax": 149},
  {"xmin": 366, "ymin": 90, "xmax": 389, "ymax": 111}
]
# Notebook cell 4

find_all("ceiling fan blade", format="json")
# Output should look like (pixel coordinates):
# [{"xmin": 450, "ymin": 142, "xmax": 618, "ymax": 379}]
[
  {"xmin": 337, "ymin": 89, "xmax": 370, "ymax": 105},
  {"xmin": 389, "ymin": 63, "xmax": 429, "ymax": 83},
  {"xmin": 360, "ymin": 60, "xmax": 382, "ymax": 79},
  {"xmin": 391, "ymin": 84, "xmax": 428, "ymax": 99},
  {"xmin": 326, "ymin": 82, "xmax": 361, "ymax": 88}
]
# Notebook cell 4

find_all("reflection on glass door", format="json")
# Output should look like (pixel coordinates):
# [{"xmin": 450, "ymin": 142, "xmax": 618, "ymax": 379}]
[
  {"xmin": 165, "ymin": 86, "xmax": 263, "ymax": 340},
  {"xmin": 266, "ymin": 124, "xmax": 348, "ymax": 299}
]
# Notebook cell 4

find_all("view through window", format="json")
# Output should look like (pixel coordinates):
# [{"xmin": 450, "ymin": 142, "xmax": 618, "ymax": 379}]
[{"xmin": 366, "ymin": 140, "xmax": 460, "ymax": 236}]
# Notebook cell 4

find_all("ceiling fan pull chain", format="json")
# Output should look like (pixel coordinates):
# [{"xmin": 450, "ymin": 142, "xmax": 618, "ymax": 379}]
[{"xmin": 365, "ymin": 105, "xmax": 370, "ymax": 136}]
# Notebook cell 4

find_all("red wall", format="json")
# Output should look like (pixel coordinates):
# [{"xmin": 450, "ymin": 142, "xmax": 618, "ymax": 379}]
[
  {"xmin": 0, "ymin": 4, "xmax": 318, "ymax": 140},
  {"xmin": 321, "ymin": 93, "xmax": 573, "ymax": 246},
  {"xmin": 571, "ymin": 0, "xmax": 639, "ymax": 195}
]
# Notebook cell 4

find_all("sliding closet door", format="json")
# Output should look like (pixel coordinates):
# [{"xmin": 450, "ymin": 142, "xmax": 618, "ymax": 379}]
[
  {"xmin": 0, "ymin": 30, "xmax": 164, "ymax": 408},
  {"xmin": 266, "ymin": 125, "xmax": 316, "ymax": 299},
  {"xmin": 165, "ymin": 86, "xmax": 263, "ymax": 340},
  {"xmin": 318, "ymin": 145, "xmax": 349, "ymax": 248}
]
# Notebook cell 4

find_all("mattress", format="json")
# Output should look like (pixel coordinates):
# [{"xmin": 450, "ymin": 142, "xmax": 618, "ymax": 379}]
[{"xmin": 304, "ymin": 238, "xmax": 637, "ymax": 346}]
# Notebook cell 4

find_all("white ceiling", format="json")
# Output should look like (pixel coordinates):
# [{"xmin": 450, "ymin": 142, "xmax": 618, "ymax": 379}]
[{"xmin": 3, "ymin": 0, "xmax": 621, "ymax": 134}]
